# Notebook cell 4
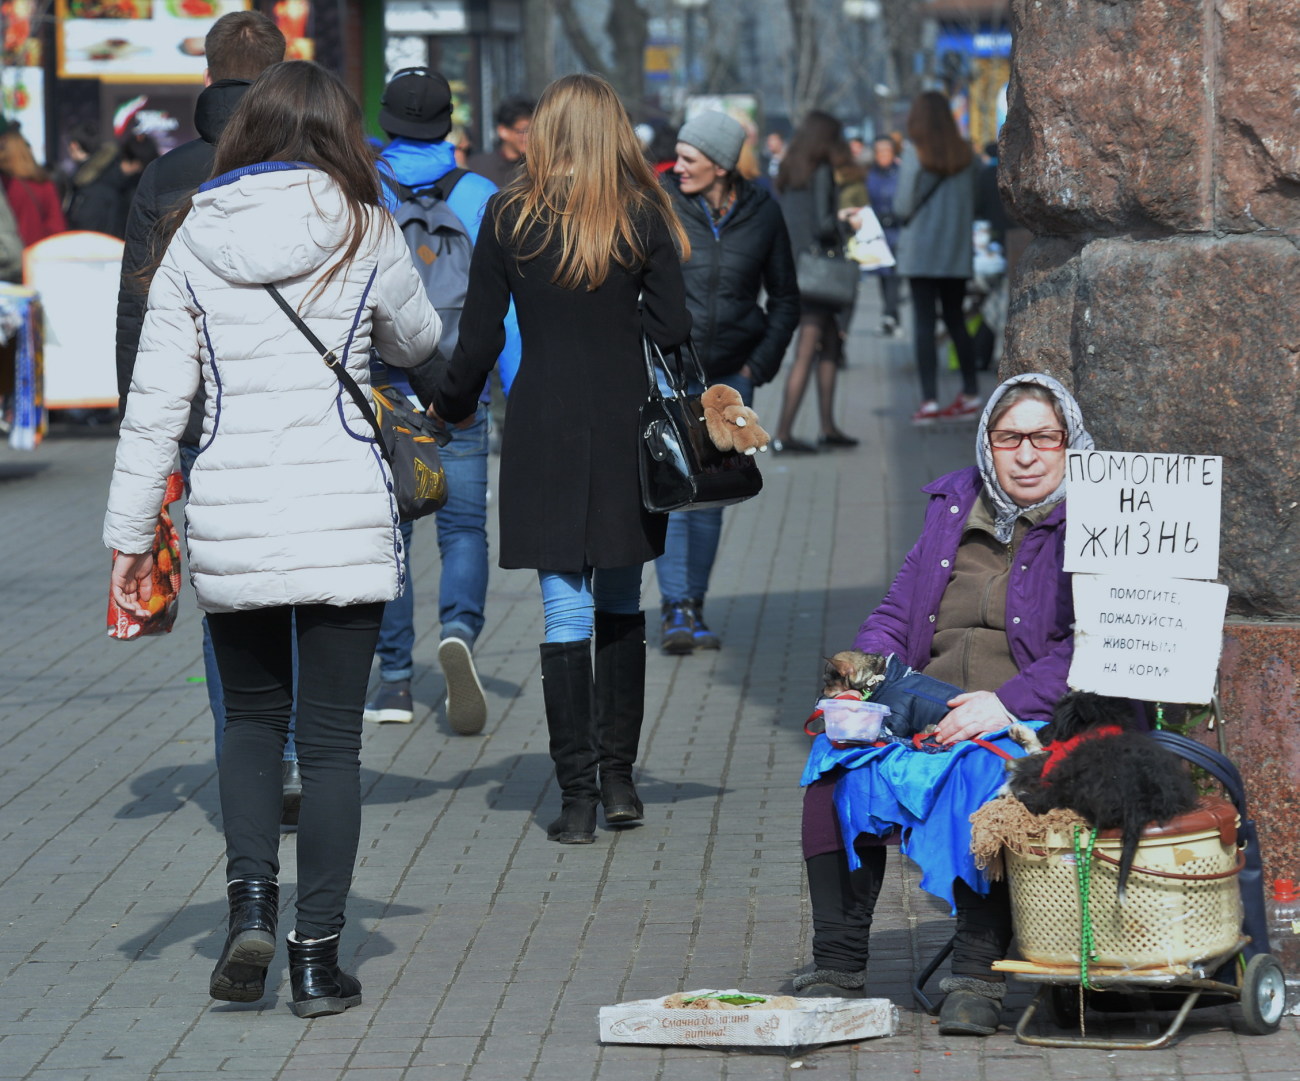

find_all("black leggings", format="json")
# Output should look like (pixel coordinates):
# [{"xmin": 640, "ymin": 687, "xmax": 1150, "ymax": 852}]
[
  {"xmin": 909, "ymin": 276, "xmax": 977, "ymax": 402},
  {"xmin": 208, "ymin": 602, "xmax": 383, "ymax": 939}
]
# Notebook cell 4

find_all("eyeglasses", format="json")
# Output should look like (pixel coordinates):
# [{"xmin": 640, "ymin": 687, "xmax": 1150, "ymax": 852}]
[
  {"xmin": 507, "ymin": 123, "xmax": 530, "ymax": 136},
  {"xmin": 987, "ymin": 429, "xmax": 1067, "ymax": 450}
]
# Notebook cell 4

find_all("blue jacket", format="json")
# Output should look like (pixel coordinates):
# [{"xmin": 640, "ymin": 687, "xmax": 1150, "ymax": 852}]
[{"xmin": 376, "ymin": 138, "xmax": 521, "ymax": 400}]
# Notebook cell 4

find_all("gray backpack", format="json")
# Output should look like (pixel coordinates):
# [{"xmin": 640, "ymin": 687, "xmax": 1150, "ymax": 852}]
[{"xmin": 383, "ymin": 168, "xmax": 471, "ymax": 358}]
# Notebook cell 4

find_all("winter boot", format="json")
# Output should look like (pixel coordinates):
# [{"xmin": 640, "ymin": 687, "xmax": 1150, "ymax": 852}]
[
  {"xmin": 594, "ymin": 610, "xmax": 646, "ymax": 824},
  {"xmin": 209, "ymin": 876, "xmax": 279, "ymax": 1002},
  {"xmin": 539, "ymin": 639, "xmax": 599, "ymax": 843},
  {"xmin": 286, "ymin": 932, "xmax": 363, "ymax": 1018},
  {"xmin": 937, "ymin": 976, "xmax": 1004, "ymax": 1035}
]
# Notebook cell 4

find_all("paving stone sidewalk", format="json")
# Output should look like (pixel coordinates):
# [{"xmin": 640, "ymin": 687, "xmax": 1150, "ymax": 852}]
[{"xmin": 0, "ymin": 290, "xmax": 1295, "ymax": 1080}]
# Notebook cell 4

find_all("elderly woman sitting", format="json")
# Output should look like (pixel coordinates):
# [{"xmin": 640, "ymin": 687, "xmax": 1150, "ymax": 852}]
[{"xmin": 797, "ymin": 372, "xmax": 1093, "ymax": 1035}]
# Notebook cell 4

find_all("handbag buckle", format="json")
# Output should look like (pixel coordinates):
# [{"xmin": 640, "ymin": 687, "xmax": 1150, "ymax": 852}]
[{"xmin": 323, "ymin": 351, "xmax": 341, "ymax": 368}]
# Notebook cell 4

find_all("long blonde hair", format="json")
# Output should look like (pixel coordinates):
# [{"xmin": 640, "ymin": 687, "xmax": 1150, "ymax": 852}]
[{"xmin": 496, "ymin": 74, "xmax": 689, "ymax": 290}]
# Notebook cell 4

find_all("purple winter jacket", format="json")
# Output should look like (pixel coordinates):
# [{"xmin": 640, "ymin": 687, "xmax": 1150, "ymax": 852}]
[{"xmin": 853, "ymin": 466, "xmax": 1073, "ymax": 723}]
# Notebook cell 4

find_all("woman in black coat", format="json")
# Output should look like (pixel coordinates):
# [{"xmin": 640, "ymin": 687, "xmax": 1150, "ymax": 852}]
[
  {"xmin": 773, "ymin": 111, "xmax": 858, "ymax": 453},
  {"xmin": 653, "ymin": 111, "xmax": 799, "ymax": 654},
  {"xmin": 430, "ymin": 74, "xmax": 691, "ymax": 845}
]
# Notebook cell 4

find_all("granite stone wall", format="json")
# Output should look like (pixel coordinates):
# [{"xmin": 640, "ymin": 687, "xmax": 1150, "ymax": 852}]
[{"xmin": 999, "ymin": 0, "xmax": 1300, "ymax": 880}]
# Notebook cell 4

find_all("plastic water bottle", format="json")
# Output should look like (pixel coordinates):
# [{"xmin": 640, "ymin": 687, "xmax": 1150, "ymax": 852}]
[{"xmin": 1269, "ymin": 878, "xmax": 1300, "ymax": 1015}]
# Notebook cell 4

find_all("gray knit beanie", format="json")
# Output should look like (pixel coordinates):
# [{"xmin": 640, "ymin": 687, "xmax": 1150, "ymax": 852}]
[{"xmin": 677, "ymin": 111, "xmax": 745, "ymax": 172}]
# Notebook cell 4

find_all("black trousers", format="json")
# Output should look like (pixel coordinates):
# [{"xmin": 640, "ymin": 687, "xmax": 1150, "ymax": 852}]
[
  {"xmin": 806, "ymin": 850, "xmax": 1014, "ymax": 979},
  {"xmin": 909, "ymin": 276, "xmax": 977, "ymax": 401},
  {"xmin": 207, "ymin": 602, "xmax": 383, "ymax": 939}
]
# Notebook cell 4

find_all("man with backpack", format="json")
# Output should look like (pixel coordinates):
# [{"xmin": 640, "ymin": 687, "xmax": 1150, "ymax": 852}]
[{"xmin": 364, "ymin": 67, "xmax": 520, "ymax": 733}]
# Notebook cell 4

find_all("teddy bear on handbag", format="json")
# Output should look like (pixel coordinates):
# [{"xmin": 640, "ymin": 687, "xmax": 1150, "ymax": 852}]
[{"xmin": 700, "ymin": 384, "xmax": 771, "ymax": 456}]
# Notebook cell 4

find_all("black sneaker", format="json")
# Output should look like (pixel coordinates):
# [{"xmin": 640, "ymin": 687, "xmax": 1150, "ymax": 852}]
[
  {"xmin": 660, "ymin": 602, "xmax": 694, "ymax": 655},
  {"xmin": 362, "ymin": 679, "xmax": 414, "ymax": 723}
]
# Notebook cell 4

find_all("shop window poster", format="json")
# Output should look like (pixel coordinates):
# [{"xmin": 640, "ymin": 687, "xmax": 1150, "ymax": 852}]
[{"xmin": 58, "ymin": 0, "xmax": 249, "ymax": 81}]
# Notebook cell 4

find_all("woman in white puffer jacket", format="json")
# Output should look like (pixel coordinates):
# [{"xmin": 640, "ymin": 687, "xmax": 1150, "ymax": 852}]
[{"xmin": 104, "ymin": 62, "xmax": 440, "ymax": 1020}]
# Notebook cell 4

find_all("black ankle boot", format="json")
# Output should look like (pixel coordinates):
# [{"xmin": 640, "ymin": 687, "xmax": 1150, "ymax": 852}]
[
  {"xmin": 594, "ymin": 611, "xmax": 646, "ymax": 825},
  {"xmin": 287, "ymin": 933, "xmax": 362, "ymax": 1018},
  {"xmin": 540, "ymin": 640, "xmax": 598, "ymax": 844},
  {"xmin": 209, "ymin": 876, "xmax": 279, "ymax": 1002}
]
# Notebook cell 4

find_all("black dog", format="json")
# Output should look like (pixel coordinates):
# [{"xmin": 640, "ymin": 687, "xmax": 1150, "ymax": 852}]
[{"xmin": 1005, "ymin": 692, "xmax": 1199, "ymax": 898}]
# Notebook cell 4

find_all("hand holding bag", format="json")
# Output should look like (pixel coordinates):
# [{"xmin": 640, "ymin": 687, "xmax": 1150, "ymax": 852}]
[
  {"xmin": 264, "ymin": 284, "xmax": 449, "ymax": 522},
  {"xmin": 638, "ymin": 337, "xmax": 763, "ymax": 514}
]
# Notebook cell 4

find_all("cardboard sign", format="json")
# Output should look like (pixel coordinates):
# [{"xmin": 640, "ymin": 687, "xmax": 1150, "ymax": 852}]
[
  {"xmin": 1068, "ymin": 574, "xmax": 1229, "ymax": 703},
  {"xmin": 1063, "ymin": 450, "xmax": 1222, "ymax": 579}
]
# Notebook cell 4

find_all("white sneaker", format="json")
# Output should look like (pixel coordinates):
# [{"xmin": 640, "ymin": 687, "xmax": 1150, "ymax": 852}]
[{"xmin": 438, "ymin": 637, "xmax": 487, "ymax": 735}]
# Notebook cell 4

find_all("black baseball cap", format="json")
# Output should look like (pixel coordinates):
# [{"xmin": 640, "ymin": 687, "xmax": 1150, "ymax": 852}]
[{"xmin": 379, "ymin": 67, "xmax": 453, "ymax": 142}]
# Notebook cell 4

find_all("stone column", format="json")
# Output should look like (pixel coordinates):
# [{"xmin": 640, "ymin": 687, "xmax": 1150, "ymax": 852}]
[{"xmin": 999, "ymin": 0, "xmax": 1300, "ymax": 880}]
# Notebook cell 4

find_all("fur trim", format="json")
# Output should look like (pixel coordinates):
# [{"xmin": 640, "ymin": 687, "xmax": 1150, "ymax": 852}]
[
  {"xmin": 940, "ymin": 976, "xmax": 1005, "ymax": 999},
  {"xmin": 792, "ymin": 967, "xmax": 865, "ymax": 991}
]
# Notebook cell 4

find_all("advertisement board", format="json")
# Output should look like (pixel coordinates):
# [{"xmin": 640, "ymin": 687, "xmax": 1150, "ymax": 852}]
[{"xmin": 57, "ymin": 0, "xmax": 250, "ymax": 83}]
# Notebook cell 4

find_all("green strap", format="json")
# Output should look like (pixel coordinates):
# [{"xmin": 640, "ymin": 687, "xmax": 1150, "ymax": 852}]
[{"xmin": 1073, "ymin": 824, "xmax": 1101, "ymax": 990}]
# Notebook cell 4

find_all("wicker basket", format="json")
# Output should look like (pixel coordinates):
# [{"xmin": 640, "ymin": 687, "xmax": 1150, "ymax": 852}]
[{"xmin": 1005, "ymin": 799, "xmax": 1243, "ymax": 968}]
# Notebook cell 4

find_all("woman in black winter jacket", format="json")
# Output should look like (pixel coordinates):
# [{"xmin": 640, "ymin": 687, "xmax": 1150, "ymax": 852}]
[{"xmin": 653, "ymin": 111, "xmax": 800, "ymax": 654}]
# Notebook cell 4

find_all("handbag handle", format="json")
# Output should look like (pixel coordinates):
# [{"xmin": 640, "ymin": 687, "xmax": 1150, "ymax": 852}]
[
  {"xmin": 642, "ymin": 335, "xmax": 708, "ymax": 402},
  {"xmin": 263, "ymin": 283, "xmax": 394, "ymax": 465}
]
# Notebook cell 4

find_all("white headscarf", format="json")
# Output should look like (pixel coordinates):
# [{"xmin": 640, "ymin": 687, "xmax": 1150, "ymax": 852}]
[{"xmin": 975, "ymin": 372, "xmax": 1094, "ymax": 543}]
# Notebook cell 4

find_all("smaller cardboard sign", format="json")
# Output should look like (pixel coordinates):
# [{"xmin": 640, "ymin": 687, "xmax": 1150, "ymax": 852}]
[
  {"xmin": 1069, "ymin": 574, "xmax": 1229, "ymax": 703},
  {"xmin": 1064, "ymin": 450, "xmax": 1222, "ymax": 580},
  {"xmin": 599, "ymin": 991, "xmax": 897, "ymax": 1048}
]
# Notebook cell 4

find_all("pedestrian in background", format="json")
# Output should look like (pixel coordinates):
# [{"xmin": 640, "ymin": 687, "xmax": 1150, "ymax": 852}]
[
  {"xmin": 894, "ymin": 91, "xmax": 981, "ymax": 425},
  {"xmin": 654, "ymin": 111, "xmax": 798, "ymax": 654},
  {"xmin": 362, "ymin": 66, "xmax": 521, "ymax": 732},
  {"xmin": 772, "ymin": 111, "xmax": 858, "ymax": 453},
  {"xmin": 865, "ymin": 134, "xmax": 903, "ymax": 336},
  {"xmin": 466, "ymin": 94, "xmax": 533, "ymax": 188},
  {"xmin": 0, "ymin": 123, "xmax": 64, "ymax": 247},
  {"xmin": 105, "ymin": 61, "xmax": 442, "ymax": 1019},
  {"xmin": 428, "ymin": 73, "xmax": 691, "ymax": 845}
]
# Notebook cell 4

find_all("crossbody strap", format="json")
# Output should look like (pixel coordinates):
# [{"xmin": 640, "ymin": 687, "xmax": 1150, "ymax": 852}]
[
  {"xmin": 262, "ymin": 283, "xmax": 392, "ymax": 464},
  {"xmin": 902, "ymin": 171, "xmax": 946, "ymax": 226}
]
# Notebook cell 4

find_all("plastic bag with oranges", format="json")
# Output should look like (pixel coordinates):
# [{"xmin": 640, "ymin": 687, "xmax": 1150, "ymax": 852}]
[{"xmin": 107, "ymin": 471, "xmax": 184, "ymax": 640}]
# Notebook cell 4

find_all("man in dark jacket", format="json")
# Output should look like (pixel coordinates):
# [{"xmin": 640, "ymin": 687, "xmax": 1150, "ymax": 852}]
[
  {"xmin": 113, "ymin": 9, "xmax": 288, "ymax": 806},
  {"xmin": 654, "ymin": 110, "xmax": 800, "ymax": 654},
  {"xmin": 115, "ymin": 11, "xmax": 284, "ymax": 420}
]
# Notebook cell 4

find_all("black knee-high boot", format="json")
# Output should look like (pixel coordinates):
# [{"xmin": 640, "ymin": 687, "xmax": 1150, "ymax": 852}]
[
  {"xmin": 796, "ymin": 846, "xmax": 887, "ymax": 992},
  {"xmin": 593, "ymin": 610, "xmax": 646, "ymax": 824},
  {"xmin": 539, "ymin": 639, "xmax": 598, "ymax": 844}
]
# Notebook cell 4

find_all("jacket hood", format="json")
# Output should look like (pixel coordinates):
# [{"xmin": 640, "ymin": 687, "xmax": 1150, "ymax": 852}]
[
  {"xmin": 194, "ymin": 79, "xmax": 251, "ymax": 145},
  {"xmin": 379, "ymin": 137, "xmax": 458, "ymax": 192},
  {"xmin": 72, "ymin": 143, "xmax": 119, "ymax": 188},
  {"xmin": 180, "ymin": 163, "xmax": 372, "ymax": 285}
]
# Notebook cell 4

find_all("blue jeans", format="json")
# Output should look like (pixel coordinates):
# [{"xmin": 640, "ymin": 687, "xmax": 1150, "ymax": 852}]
[
  {"xmin": 655, "ymin": 371, "xmax": 753, "ymax": 606},
  {"xmin": 538, "ymin": 565, "xmax": 643, "ymax": 643},
  {"xmin": 179, "ymin": 443, "xmax": 296, "ymax": 763},
  {"xmin": 374, "ymin": 403, "xmax": 491, "ymax": 681}
]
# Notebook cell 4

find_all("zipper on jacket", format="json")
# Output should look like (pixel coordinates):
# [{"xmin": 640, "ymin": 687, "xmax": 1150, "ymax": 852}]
[{"xmin": 702, "ymin": 231, "xmax": 723, "ymax": 370}]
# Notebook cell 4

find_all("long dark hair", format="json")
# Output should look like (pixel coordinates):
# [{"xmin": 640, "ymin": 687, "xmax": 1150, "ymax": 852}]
[
  {"xmin": 495, "ymin": 73, "xmax": 688, "ymax": 290},
  {"xmin": 775, "ymin": 111, "xmax": 851, "ymax": 193},
  {"xmin": 907, "ymin": 91, "xmax": 974, "ymax": 176},
  {"xmin": 149, "ymin": 61, "xmax": 382, "ymax": 292}
]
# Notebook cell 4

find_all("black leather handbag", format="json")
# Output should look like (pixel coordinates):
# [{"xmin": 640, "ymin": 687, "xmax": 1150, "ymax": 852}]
[
  {"xmin": 638, "ymin": 337, "xmax": 763, "ymax": 514},
  {"xmin": 795, "ymin": 247, "xmax": 860, "ymax": 310},
  {"xmin": 264, "ymin": 284, "xmax": 449, "ymax": 522}
]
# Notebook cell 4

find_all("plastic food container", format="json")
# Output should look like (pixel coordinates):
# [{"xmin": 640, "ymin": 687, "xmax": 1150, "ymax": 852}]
[{"xmin": 818, "ymin": 698, "xmax": 891, "ymax": 744}]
